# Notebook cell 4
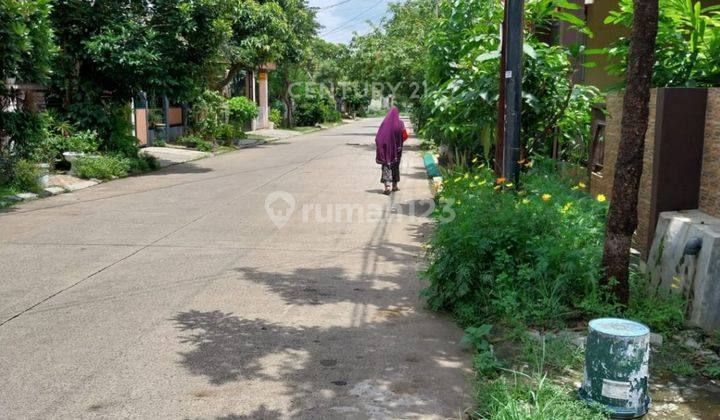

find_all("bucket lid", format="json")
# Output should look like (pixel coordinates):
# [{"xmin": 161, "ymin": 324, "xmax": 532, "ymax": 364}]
[{"xmin": 589, "ymin": 318, "xmax": 650, "ymax": 337}]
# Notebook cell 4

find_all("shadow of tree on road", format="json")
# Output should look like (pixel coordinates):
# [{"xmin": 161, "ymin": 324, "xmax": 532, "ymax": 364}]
[{"xmin": 172, "ymin": 307, "xmax": 471, "ymax": 417}]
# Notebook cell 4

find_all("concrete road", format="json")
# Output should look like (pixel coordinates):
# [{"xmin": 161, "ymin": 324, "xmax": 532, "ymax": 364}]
[{"xmin": 0, "ymin": 119, "xmax": 472, "ymax": 419}]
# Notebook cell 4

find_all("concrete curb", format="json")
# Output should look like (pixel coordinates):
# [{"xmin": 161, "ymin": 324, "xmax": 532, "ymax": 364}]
[{"xmin": 422, "ymin": 152, "xmax": 443, "ymax": 195}]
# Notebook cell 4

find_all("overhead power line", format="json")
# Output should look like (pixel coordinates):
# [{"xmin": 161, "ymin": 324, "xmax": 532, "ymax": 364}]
[
  {"xmin": 319, "ymin": 0, "xmax": 353, "ymax": 11},
  {"xmin": 320, "ymin": 0, "xmax": 386, "ymax": 36}
]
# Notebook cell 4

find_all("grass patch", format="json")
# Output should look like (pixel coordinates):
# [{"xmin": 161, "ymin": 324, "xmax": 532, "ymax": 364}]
[
  {"xmin": 475, "ymin": 372, "xmax": 606, "ymax": 419},
  {"xmin": 0, "ymin": 183, "xmax": 20, "ymax": 198},
  {"xmin": 290, "ymin": 126, "xmax": 319, "ymax": 133}
]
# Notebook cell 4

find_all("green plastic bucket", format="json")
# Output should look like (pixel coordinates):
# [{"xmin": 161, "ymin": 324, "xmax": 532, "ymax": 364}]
[{"xmin": 579, "ymin": 318, "xmax": 651, "ymax": 418}]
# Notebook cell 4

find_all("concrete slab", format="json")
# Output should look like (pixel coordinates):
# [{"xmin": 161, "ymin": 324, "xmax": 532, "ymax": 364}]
[
  {"xmin": 142, "ymin": 147, "xmax": 210, "ymax": 168},
  {"xmin": 14, "ymin": 192, "xmax": 39, "ymax": 200},
  {"xmin": 647, "ymin": 210, "xmax": 720, "ymax": 332},
  {"xmin": 66, "ymin": 179, "xmax": 99, "ymax": 191},
  {"xmin": 42, "ymin": 186, "xmax": 66, "ymax": 196}
]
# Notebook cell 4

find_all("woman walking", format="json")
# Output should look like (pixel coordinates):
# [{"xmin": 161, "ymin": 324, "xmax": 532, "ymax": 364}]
[{"xmin": 375, "ymin": 107, "xmax": 408, "ymax": 195}]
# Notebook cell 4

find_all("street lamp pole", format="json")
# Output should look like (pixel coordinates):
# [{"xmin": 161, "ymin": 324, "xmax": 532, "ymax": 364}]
[{"xmin": 502, "ymin": 0, "xmax": 524, "ymax": 185}]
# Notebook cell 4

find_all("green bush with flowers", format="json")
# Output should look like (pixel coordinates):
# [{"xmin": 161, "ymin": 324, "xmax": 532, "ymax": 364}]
[{"xmin": 422, "ymin": 158, "xmax": 611, "ymax": 329}]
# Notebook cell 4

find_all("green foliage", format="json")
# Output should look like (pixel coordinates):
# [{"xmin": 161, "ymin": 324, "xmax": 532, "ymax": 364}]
[
  {"xmin": 73, "ymin": 155, "xmax": 130, "ymax": 180},
  {"xmin": 72, "ymin": 154, "xmax": 158, "ymax": 180},
  {"xmin": 669, "ymin": 359, "xmax": 696, "ymax": 377},
  {"xmin": 53, "ymin": 130, "xmax": 101, "ymax": 154},
  {"xmin": 625, "ymin": 272, "xmax": 685, "ymax": 335},
  {"xmin": 10, "ymin": 159, "xmax": 41, "ymax": 192},
  {"xmin": 177, "ymin": 134, "xmax": 212, "ymax": 151},
  {"xmin": 293, "ymin": 84, "xmax": 339, "ymax": 126},
  {"xmin": 227, "ymin": 96, "xmax": 258, "ymax": 127},
  {"xmin": 343, "ymin": 0, "xmax": 437, "ymax": 105},
  {"xmin": 190, "ymin": 90, "xmax": 228, "ymax": 140},
  {"xmin": 195, "ymin": 139, "xmax": 213, "ymax": 152},
  {"xmin": 521, "ymin": 335, "xmax": 584, "ymax": 372},
  {"xmin": 703, "ymin": 362, "xmax": 720, "ymax": 379},
  {"xmin": 154, "ymin": 139, "xmax": 166, "ymax": 147},
  {"xmin": 269, "ymin": 108, "xmax": 282, "ymax": 126},
  {"xmin": 422, "ymin": 160, "xmax": 610, "ymax": 328},
  {"xmin": 604, "ymin": 0, "xmax": 720, "ymax": 87},
  {"xmin": 475, "ymin": 373, "xmax": 606, "ymax": 419},
  {"xmin": 0, "ymin": 110, "xmax": 47, "ymax": 160},
  {"xmin": 177, "ymin": 134, "xmax": 203, "ymax": 148},
  {"xmin": 0, "ymin": 0, "xmax": 55, "ymax": 86},
  {"xmin": 461, "ymin": 324, "xmax": 493, "ymax": 352},
  {"xmin": 417, "ymin": 0, "xmax": 600, "ymax": 167}
]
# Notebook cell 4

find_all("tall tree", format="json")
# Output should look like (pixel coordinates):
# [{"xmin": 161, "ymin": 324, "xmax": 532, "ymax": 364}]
[{"xmin": 601, "ymin": 0, "xmax": 659, "ymax": 306}]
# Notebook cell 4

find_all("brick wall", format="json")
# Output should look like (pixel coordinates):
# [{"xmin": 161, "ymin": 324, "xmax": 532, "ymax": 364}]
[
  {"xmin": 635, "ymin": 90, "xmax": 658, "ymax": 254},
  {"xmin": 589, "ymin": 90, "xmax": 658, "ymax": 254},
  {"xmin": 699, "ymin": 88, "xmax": 720, "ymax": 217},
  {"xmin": 591, "ymin": 88, "xmax": 719, "ymax": 257}
]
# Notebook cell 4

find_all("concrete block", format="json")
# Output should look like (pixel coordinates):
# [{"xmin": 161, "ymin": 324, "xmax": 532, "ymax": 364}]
[
  {"xmin": 42, "ymin": 186, "xmax": 66, "ymax": 196},
  {"xmin": 15, "ymin": 192, "xmax": 38, "ymax": 200},
  {"xmin": 66, "ymin": 180, "xmax": 99, "ymax": 191},
  {"xmin": 647, "ymin": 210, "xmax": 720, "ymax": 332}
]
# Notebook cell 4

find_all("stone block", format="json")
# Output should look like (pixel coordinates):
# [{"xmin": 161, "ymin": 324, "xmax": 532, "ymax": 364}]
[{"xmin": 647, "ymin": 210, "xmax": 720, "ymax": 332}]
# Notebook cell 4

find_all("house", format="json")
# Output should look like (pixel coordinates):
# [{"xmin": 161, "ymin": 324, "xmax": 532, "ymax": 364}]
[{"xmin": 132, "ymin": 62, "xmax": 276, "ymax": 146}]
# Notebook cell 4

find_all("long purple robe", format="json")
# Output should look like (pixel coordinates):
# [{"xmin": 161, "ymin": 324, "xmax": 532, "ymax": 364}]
[{"xmin": 375, "ymin": 107, "xmax": 406, "ymax": 165}]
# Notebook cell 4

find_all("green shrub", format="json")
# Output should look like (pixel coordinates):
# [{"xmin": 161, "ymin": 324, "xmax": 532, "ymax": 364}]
[
  {"xmin": 195, "ymin": 140, "xmax": 213, "ymax": 152},
  {"xmin": 475, "ymin": 373, "xmax": 606, "ymax": 419},
  {"xmin": 53, "ymin": 130, "xmax": 101, "ymax": 154},
  {"xmin": 227, "ymin": 96, "xmax": 258, "ymax": 127},
  {"xmin": 154, "ymin": 139, "xmax": 166, "ymax": 147},
  {"xmin": 0, "ymin": 110, "xmax": 48, "ymax": 160},
  {"xmin": 269, "ymin": 108, "xmax": 282, "ymax": 126},
  {"xmin": 11, "ymin": 159, "xmax": 42, "ymax": 192},
  {"xmin": 176, "ymin": 134, "xmax": 202, "ymax": 148},
  {"xmin": 294, "ymin": 99, "xmax": 325, "ymax": 126},
  {"xmin": 422, "ymin": 160, "xmax": 610, "ymax": 328},
  {"xmin": 128, "ymin": 155, "xmax": 160, "ymax": 173},
  {"xmin": 604, "ymin": 0, "xmax": 720, "ymax": 88},
  {"xmin": 73, "ymin": 155, "xmax": 130, "ymax": 180},
  {"xmin": 190, "ymin": 90, "xmax": 228, "ymax": 140},
  {"xmin": 625, "ymin": 272, "xmax": 685, "ymax": 336}
]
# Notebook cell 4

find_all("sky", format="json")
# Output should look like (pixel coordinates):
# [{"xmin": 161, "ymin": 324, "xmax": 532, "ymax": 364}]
[{"xmin": 309, "ymin": 0, "xmax": 394, "ymax": 44}]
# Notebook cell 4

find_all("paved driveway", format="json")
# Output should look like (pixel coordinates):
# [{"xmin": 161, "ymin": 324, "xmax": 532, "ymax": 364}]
[{"xmin": 0, "ymin": 119, "xmax": 472, "ymax": 419}]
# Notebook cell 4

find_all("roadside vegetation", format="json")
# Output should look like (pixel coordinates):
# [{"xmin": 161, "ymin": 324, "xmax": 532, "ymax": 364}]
[{"xmin": 336, "ymin": 0, "xmax": 720, "ymax": 417}]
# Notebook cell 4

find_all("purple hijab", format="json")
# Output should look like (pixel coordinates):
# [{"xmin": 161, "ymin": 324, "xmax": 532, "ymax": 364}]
[{"xmin": 375, "ymin": 107, "xmax": 406, "ymax": 165}]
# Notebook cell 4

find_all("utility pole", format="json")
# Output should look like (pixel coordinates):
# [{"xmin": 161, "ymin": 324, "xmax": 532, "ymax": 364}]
[
  {"xmin": 494, "ymin": 3, "xmax": 507, "ymax": 176},
  {"xmin": 502, "ymin": 0, "xmax": 523, "ymax": 185}
]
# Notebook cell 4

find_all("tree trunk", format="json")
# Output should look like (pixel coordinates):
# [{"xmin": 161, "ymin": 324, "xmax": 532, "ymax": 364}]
[
  {"xmin": 281, "ymin": 77, "xmax": 293, "ymax": 127},
  {"xmin": 215, "ymin": 63, "xmax": 244, "ymax": 92},
  {"xmin": 601, "ymin": 0, "xmax": 659, "ymax": 306}
]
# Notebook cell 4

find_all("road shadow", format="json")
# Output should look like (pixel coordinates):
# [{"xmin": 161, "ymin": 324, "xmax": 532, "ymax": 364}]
[{"xmin": 172, "ymin": 305, "xmax": 471, "ymax": 417}]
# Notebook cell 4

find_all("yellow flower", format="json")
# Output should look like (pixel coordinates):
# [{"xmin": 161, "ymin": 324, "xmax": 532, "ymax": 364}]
[
  {"xmin": 578, "ymin": 181, "xmax": 586, "ymax": 189},
  {"xmin": 496, "ymin": 177, "xmax": 506, "ymax": 184},
  {"xmin": 597, "ymin": 194, "xmax": 607, "ymax": 203},
  {"xmin": 562, "ymin": 202, "xmax": 572, "ymax": 213},
  {"xmin": 542, "ymin": 193, "xmax": 552, "ymax": 202},
  {"xmin": 521, "ymin": 198, "xmax": 530, "ymax": 205}
]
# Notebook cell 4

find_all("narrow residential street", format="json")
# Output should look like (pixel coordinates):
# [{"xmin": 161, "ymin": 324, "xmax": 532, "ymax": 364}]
[{"xmin": 0, "ymin": 118, "xmax": 472, "ymax": 418}]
